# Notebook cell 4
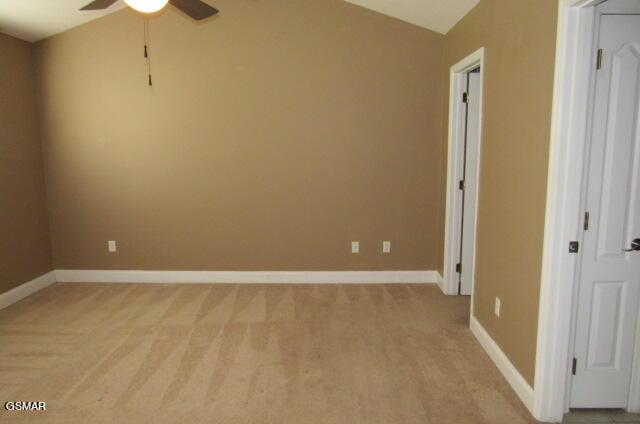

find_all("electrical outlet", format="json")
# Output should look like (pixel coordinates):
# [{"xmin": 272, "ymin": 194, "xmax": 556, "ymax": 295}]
[
  {"xmin": 108, "ymin": 240, "xmax": 117, "ymax": 253},
  {"xmin": 495, "ymin": 297, "xmax": 501, "ymax": 318},
  {"xmin": 383, "ymin": 241, "xmax": 391, "ymax": 253},
  {"xmin": 351, "ymin": 241, "xmax": 360, "ymax": 254}
]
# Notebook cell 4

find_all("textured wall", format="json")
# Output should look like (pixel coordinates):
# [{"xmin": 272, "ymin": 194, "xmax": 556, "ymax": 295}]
[
  {"xmin": 442, "ymin": 0, "xmax": 558, "ymax": 385},
  {"xmin": 34, "ymin": 0, "xmax": 445, "ymax": 271},
  {"xmin": 0, "ymin": 33, "xmax": 53, "ymax": 294}
]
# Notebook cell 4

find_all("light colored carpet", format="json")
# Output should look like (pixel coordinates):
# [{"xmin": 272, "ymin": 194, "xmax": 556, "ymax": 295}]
[{"xmin": 0, "ymin": 283, "xmax": 538, "ymax": 423}]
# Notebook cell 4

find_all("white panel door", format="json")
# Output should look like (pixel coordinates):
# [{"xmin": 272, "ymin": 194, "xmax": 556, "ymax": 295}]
[
  {"xmin": 459, "ymin": 70, "xmax": 481, "ymax": 296},
  {"xmin": 571, "ymin": 13, "xmax": 640, "ymax": 408}
]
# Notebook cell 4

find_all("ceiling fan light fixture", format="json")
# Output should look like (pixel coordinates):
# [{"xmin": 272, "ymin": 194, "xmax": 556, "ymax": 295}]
[{"xmin": 124, "ymin": 0, "xmax": 169, "ymax": 14}]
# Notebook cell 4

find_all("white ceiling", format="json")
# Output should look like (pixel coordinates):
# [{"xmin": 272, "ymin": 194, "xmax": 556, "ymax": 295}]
[
  {"xmin": 0, "ymin": 0, "xmax": 126, "ymax": 43},
  {"xmin": 0, "ymin": 0, "xmax": 478, "ymax": 43},
  {"xmin": 344, "ymin": 0, "xmax": 479, "ymax": 34}
]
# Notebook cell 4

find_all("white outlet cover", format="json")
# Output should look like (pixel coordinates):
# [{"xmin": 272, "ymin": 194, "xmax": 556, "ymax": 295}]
[
  {"xmin": 383, "ymin": 241, "xmax": 391, "ymax": 253},
  {"xmin": 108, "ymin": 240, "xmax": 117, "ymax": 253},
  {"xmin": 351, "ymin": 241, "xmax": 360, "ymax": 253},
  {"xmin": 495, "ymin": 297, "xmax": 501, "ymax": 318}
]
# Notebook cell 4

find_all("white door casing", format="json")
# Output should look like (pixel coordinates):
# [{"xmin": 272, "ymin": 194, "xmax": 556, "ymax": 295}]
[
  {"xmin": 535, "ymin": 0, "xmax": 640, "ymax": 420},
  {"xmin": 571, "ymin": 12, "xmax": 640, "ymax": 408},
  {"xmin": 459, "ymin": 70, "xmax": 481, "ymax": 296},
  {"xmin": 443, "ymin": 48, "xmax": 484, "ymax": 298}
]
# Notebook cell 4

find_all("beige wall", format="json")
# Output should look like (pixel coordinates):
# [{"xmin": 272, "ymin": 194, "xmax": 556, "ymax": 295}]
[
  {"xmin": 0, "ymin": 34, "xmax": 53, "ymax": 294},
  {"xmin": 442, "ymin": 0, "xmax": 558, "ymax": 385},
  {"xmin": 34, "ymin": 0, "xmax": 445, "ymax": 271}
]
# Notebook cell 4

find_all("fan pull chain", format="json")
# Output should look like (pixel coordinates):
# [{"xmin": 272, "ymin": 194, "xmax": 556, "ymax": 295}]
[{"xmin": 143, "ymin": 18, "xmax": 152, "ymax": 86}]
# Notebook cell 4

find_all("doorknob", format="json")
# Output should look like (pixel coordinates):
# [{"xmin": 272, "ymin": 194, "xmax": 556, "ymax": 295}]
[{"xmin": 623, "ymin": 238, "xmax": 640, "ymax": 252}]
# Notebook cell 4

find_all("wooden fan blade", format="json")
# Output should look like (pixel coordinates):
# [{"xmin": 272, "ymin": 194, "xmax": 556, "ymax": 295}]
[
  {"xmin": 169, "ymin": 0, "xmax": 219, "ymax": 20},
  {"xmin": 80, "ymin": 0, "xmax": 119, "ymax": 10}
]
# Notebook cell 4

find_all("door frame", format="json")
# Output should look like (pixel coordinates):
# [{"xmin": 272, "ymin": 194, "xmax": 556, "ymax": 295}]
[
  {"xmin": 442, "ymin": 47, "xmax": 484, "ymax": 299},
  {"xmin": 535, "ymin": 0, "xmax": 640, "ymax": 421}
]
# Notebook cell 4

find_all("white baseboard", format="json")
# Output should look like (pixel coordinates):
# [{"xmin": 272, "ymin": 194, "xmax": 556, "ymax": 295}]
[
  {"xmin": 470, "ymin": 315, "xmax": 535, "ymax": 415},
  {"xmin": 0, "ymin": 271, "xmax": 56, "ymax": 311},
  {"xmin": 436, "ymin": 271, "xmax": 445, "ymax": 293},
  {"xmin": 55, "ymin": 270, "xmax": 439, "ymax": 284}
]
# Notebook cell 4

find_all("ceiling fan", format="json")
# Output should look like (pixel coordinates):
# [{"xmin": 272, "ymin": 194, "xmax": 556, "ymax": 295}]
[{"xmin": 80, "ymin": 0, "xmax": 219, "ymax": 21}]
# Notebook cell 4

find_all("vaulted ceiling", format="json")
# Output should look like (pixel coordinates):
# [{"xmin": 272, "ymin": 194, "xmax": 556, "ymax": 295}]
[
  {"xmin": 0, "ymin": 0, "xmax": 478, "ymax": 43},
  {"xmin": 343, "ymin": 0, "xmax": 479, "ymax": 34},
  {"xmin": 0, "ymin": 1, "xmax": 126, "ymax": 43}
]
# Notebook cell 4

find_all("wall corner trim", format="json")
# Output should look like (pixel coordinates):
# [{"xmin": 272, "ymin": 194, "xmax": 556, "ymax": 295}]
[
  {"xmin": 470, "ymin": 315, "xmax": 535, "ymax": 417},
  {"xmin": 0, "ymin": 271, "xmax": 56, "ymax": 311},
  {"xmin": 54, "ymin": 270, "xmax": 439, "ymax": 284}
]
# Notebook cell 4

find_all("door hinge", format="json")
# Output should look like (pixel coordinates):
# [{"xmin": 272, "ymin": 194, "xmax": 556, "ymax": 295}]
[
  {"xmin": 459, "ymin": 180, "xmax": 465, "ymax": 191},
  {"xmin": 596, "ymin": 49, "xmax": 603, "ymax": 70},
  {"xmin": 572, "ymin": 358, "xmax": 577, "ymax": 375},
  {"xmin": 456, "ymin": 263, "xmax": 462, "ymax": 273},
  {"xmin": 569, "ymin": 241, "xmax": 579, "ymax": 253},
  {"xmin": 584, "ymin": 211, "xmax": 590, "ymax": 231},
  {"xmin": 463, "ymin": 92, "xmax": 469, "ymax": 103}
]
